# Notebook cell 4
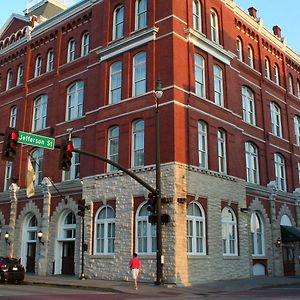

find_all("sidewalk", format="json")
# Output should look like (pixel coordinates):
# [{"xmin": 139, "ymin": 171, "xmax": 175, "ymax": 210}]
[{"xmin": 23, "ymin": 274, "xmax": 300, "ymax": 298}]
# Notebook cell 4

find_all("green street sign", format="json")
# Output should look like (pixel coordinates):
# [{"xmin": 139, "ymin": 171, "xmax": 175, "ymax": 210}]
[{"xmin": 18, "ymin": 131, "xmax": 55, "ymax": 150}]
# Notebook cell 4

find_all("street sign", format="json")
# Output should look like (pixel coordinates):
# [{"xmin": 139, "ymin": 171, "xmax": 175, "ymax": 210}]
[{"xmin": 18, "ymin": 131, "xmax": 55, "ymax": 150}]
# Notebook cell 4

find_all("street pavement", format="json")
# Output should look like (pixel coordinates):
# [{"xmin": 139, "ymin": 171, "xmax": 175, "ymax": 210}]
[{"xmin": 23, "ymin": 273, "xmax": 300, "ymax": 298}]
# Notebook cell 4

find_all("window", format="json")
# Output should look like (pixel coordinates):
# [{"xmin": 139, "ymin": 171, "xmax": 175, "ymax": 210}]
[
  {"xmin": 245, "ymin": 142, "xmax": 260, "ymax": 184},
  {"xmin": 46, "ymin": 49, "xmax": 54, "ymax": 72},
  {"xmin": 113, "ymin": 6, "xmax": 124, "ymax": 40},
  {"xmin": 214, "ymin": 65, "xmax": 223, "ymax": 106},
  {"xmin": 132, "ymin": 119, "xmax": 144, "ymax": 167},
  {"xmin": 34, "ymin": 56, "xmax": 42, "ymax": 77},
  {"xmin": 9, "ymin": 106, "xmax": 17, "ymax": 128},
  {"xmin": 297, "ymin": 80, "xmax": 300, "ymax": 99},
  {"xmin": 60, "ymin": 212, "xmax": 76, "ymax": 240},
  {"xmin": 66, "ymin": 80, "xmax": 84, "ymax": 121},
  {"xmin": 6, "ymin": 69, "xmax": 12, "ymax": 90},
  {"xmin": 63, "ymin": 138, "xmax": 81, "ymax": 181},
  {"xmin": 132, "ymin": 52, "xmax": 146, "ymax": 97},
  {"xmin": 187, "ymin": 202, "xmax": 206, "ymax": 255},
  {"xmin": 222, "ymin": 207, "xmax": 237, "ymax": 255},
  {"xmin": 294, "ymin": 116, "xmax": 300, "ymax": 146},
  {"xmin": 67, "ymin": 38, "xmax": 76, "ymax": 62},
  {"xmin": 247, "ymin": 45, "xmax": 254, "ymax": 68},
  {"xmin": 31, "ymin": 148, "xmax": 44, "ymax": 185},
  {"xmin": 236, "ymin": 37, "xmax": 243, "ymax": 61},
  {"xmin": 32, "ymin": 95, "xmax": 48, "ymax": 131},
  {"xmin": 210, "ymin": 9, "xmax": 219, "ymax": 43},
  {"xmin": 135, "ymin": 0, "xmax": 147, "ymax": 30},
  {"xmin": 17, "ymin": 64, "xmax": 24, "ymax": 85},
  {"xmin": 193, "ymin": 0, "xmax": 202, "ymax": 32},
  {"xmin": 242, "ymin": 86, "xmax": 255, "ymax": 125},
  {"xmin": 195, "ymin": 54, "xmax": 205, "ymax": 98},
  {"xmin": 251, "ymin": 212, "xmax": 264, "ymax": 256},
  {"xmin": 270, "ymin": 102, "xmax": 282, "ymax": 137},
  {"xmin": 298, "ymin": 162, "xmax": 300, "ymax": 184},
  {"xmin": 217, "ymin": 129, "xmax": 227, "ymax": 174},
  {"xmin": 274, "ymin": 153, "xmax": 286, "ymax": 191},
  {"xmin": 94, "ymin": 206, "xmax": 115, "ymax": 254},
  {"xmin": 4, "ymin": 161, "xmax": 12, "ymax": 191},
  {"xmin": 264, "ymin": 57, "xmax": 270, "ymax": 79},
  {"xmin": 136, "ymin": 202, "xmax": 156, "ymax": 254},
  {"xmin": 289, "ymin": 74, "xmax": 294, "ymax": 94},
  {"xmin": 81, "ymin": 32, "xmax": 90, "ymax": 56},
  {"xmin": 109, "ymin": 61, "xmax": 122, "ymax": 104},
  {"xmin": 198, "ymin": 121, "xmax": 208, "ymax": 168},
  {"xmin": 107, "ymin": 126, "xmax": 119, "ymax": 172},
  {"xmin": 274, "ymin": 64, "xmax": 280, "ymax": 85}
]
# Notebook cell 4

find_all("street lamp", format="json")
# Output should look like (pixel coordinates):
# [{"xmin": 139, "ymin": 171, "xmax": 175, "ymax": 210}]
[{"xmin": 154, "ymin": 78, "xmax": 163, "ymax": 285}]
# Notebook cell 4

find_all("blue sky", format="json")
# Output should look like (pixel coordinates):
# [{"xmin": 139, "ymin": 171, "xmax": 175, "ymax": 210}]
[{"xmin": 0, "ymin": 0, "xmax": 299, "ymax": 53}]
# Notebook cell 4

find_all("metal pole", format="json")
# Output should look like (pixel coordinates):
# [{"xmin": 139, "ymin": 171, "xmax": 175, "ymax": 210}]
[
  {"xmin": 80, "ymin": 214, "xmax": 86, "ymax": 280},
  {"xmin": 155, "ymin": 97, "xmax": 163, "ymax": 285}
]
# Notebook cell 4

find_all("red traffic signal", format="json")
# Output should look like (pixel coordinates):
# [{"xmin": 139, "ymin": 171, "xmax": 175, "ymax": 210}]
[
  {"xmin": 58, "ymin": 140, "xmax": 74, "ymax": 171},
  {"xmin": 1, "ymin": 127, "xmax": 19, "ymax": 161}
]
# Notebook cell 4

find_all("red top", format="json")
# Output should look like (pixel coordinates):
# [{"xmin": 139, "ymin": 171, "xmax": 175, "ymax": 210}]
[{"xmin": 129, "ymin": 257, "xmax": 141, "ymax": 269}]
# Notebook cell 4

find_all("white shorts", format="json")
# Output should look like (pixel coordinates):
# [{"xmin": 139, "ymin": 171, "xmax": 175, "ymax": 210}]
[{"xmin": 132, "ymin": 268, "xmax": 139, "ymax": 279}]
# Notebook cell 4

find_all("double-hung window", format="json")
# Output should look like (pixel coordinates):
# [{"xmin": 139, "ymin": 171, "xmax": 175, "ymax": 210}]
[
  {"xmin": 193, "ymin": 0, "xmax": 202, "ymax": 32},
  {"xmin": 6, "ymin": 70, "xmax": 12, "ymax": 90},
  {"xmin": 236, "ymin": 37, "xmax": 243, "ymax": 61},
  {"xmin": 245, "ymin": 142, "xmax": 259, "ymax": 184},
  {"xmin": 251, "ymin": 212, "xmax": 264, "ymax": 256},
  {"xmin": 135, "ymin": 0, "xmax": 147, "ymax": 30},
  {"xmin": 195, "ymin": 54, "xmax": 205, "ymax": 98},
  {"xmin": 274, "ymin": 64, "xmax": 280, "ymax": 85},
  {"xmin": 67, "ymin": 39, "xmax": 76, "ymax": 62},
  {"xmin": 109, "ymin": 61, "xmax": 122, "ymax": 104},
  {"xmin": 17, "ymin": 64, "xmax": 24, "ymax": 85},
  {"xmin": 274, "ymin": 153, "xmax": 286, "ymax": 191},
  {"xmin": 132, "ymin": 52, "xmax": 146, "ymax": 97},
  {"xmin": 217, "ymin": 129, "xmax": 227, "ymax": 174},
  {"xmin": 81, "ymin": 32, "xmax": 89, "ymax": 56},
  {"xmin": 113, "ymin": 6, "xmax": 124, "ymax": 40},
  {"xmin": 214, "ymin": 65, "xmax": 223, "ymax": 106},
  {"xmin": 242, "ymin": 86, "xmax": 255, "ymax": 125},
  {"xmin": 46, "ymin": 49, "xmax": 54, "ymax": 72},
  {"xmin": 247, "ymin": 45, "xmax": 254, "ymax": 68},
  {"xmin": 294, "ymin": 116, "xmax": 300, "ymax": 146},
  {"xmin": 270, "ymin": 102, "xmax": 282, "ymax": 137},
  {"xmin": 132, "ymin": 119, "xmax": 144, "ymax": 167},
  {"xmin": 264, "ymin": 57, "xmax": 270, "ymax": 79},
  {"xmin": 222, "ymin": 207, "xmax": 237, "ymax": 255},
  {"xmin": 9, "ymin": 106, "xmax": 17, "ymax": 128},
  {"xmin": 35, "ymin": 56, "xmax": 42, "ymax": 77},
  {"xmin": 4, "ymin": 161, "xmax": 12, "ymax": 191},
  {"xmin": 289, "ymin": 74, "xmax": 294, "ymax": 94},
  {"xmin": 32, "ymin": 95, "xmax": 48, "ymax": 132},
  {"xmin": 107, "ymin": 126, "xmax": 119, "ymax": 172},
  {"xmin": 66, "ymin": 81, "xmax": 84, "ymax": 121},
  {"xmin": 210, "ymin": 10, "xmax": 219, "ymax": 43},
  {"xmin": 31, "ymin": 148, "xmax": 44, "ymax": 185},
  {"xmin": 198, "ymin": 121, "xmax": 208, "ymax": 168}
]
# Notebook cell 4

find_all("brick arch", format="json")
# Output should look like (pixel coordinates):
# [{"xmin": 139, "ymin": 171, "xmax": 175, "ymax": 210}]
[{"xmin": 277, "ymin": 204, "xmax": 296, "ymax": 226}]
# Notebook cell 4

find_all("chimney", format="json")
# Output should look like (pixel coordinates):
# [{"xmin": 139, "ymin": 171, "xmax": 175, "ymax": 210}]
[
  {"xmin": 248, "ymin": 7, "xmax": 257, "ymax": 19},
  {"xmin": 273, "ymin": 25, "xmax": 281, "ymax": 38}
]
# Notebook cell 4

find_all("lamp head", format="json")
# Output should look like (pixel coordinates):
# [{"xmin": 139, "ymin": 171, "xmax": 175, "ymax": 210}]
[{"xmin": 155, "ymin": 79, "xmax": 163, "ymax": 99}]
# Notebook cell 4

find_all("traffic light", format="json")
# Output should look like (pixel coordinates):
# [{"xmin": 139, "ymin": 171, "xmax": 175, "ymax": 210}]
[
  {"xmin": 147, "ymin": 193, "xmax": 157, "ymax": 214},
  {"xmin": 78, "ymin": 199, "xmax": 86, "ymax": 217},
  {"xmin": 58, "ymin": 140, "xmax": 73, "ymax": 171},
  {"xmin": 1, "ymin": 127, "xmax": 19, "ymax": 161}
]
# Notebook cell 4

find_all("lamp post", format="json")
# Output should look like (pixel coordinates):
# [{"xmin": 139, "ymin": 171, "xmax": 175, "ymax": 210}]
[{"xmin": 154, "ymin": 78, "xmax": 163, "ymax": 285}]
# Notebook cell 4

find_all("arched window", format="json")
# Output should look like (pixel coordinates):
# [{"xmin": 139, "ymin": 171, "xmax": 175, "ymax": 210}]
[
  {"xmin": 193, "ymin": 0, "xmax": 202, "ymax": 32},
  {"xmin": 270, "ymin": 102, "xmax": 282, "ymax": 137},
  {"xmin": 222, "ymin": 207, "xmax": 237, "ymax": 255},
  {"xmin": 213, "ymin": 65, "xmax": 223, "ymax": 106},
  {"xmin": 4, "ymin": 161, "xmax": 12, "ymax": 191},
  {"xmin": 46, "ymin": 49, "xmax": 54, "ymax": 72},
  {"xmin": 34, "ymin": 55, "xmax": 42, "ymax": 77},
  {"xmin": 242, "ymin": 86, "xmax": 255, "ymax": 125},
  {"xmin": 217, "ymin": 129, "xmax": 227, "ymax": 174},
  {"xmin": 136, "ymin": 202, "xmax": 156, "ymax": 254},
  {"xmin": 187, "ymin": 202, "xmax": 206, "ymax": 255},
  {"xmin": 17, "ymin": 64, "xmax": 24, "ymax": 85},
  {"xmin": 274, "ymin": 152, "xmax": 286, "ymax": 191},
  {"xmin": 94, "ymin": 206, "xmax": 115, "ymax": 254},
  {"xmin": 289, "ymin": 74, "xmax": 294, "ymax": 94},
  {"xmin": 66, "ymin": 80, "xmax": 84, "ymax": 121},
  {"xmin": 30, "ymin": 148, "xmax": 44, "ymax": 185},
  {"xmin": 210, "ymin": 9, "xmax": 219, "ymax": 43},
  {"xmin": 236, "ymin": 37, "xmax": 243, "ymax": 61},
  {"xmin": 294, "ymin": 115, "xmax": 300, "ymax": 146},
  {"xmin": 81, "ymin": 32, "xmax": 90, "ymax": 56},
  {"xmin": 132, "ymin": 52, "xmax": 146, "ymax": 97},
  {"xmin": 250, "ymin": 212, "xmax": 264, "ymax": 256},
  {"xmin": 109, "ymin": 61, "xmax": 122, "ymax": 104},
  {"xmin": 60, "ymin": 212, "xmax": 76, "ymax": 240},
  {"xmin": 247, "ymin": 45, "xmax": 254, "ymax": 68},
  {"xmin": 198, "ymin": 121, "xmax": 208, "ymax": 168},
  {"xmin": 135, "ymin": 0, "xmax": 147, "ymax": 30},
  {"xmin": 6, "ymin": 69, "xmax": 12, "ymax": 90},
  {"xmin": 9, "ymin": 106, "xmax": 17, "ymax": 128},
  {"xmin": 280, "ymin": 214, "xmax": 292, "ymax": 226},
  {"xmin": 107, "ymin": 126, "xmax": 119, "ymax": 172},
  {"xmin": 63, "ymin": 137, "xmax": 81, "ymax": 181},
  {"xmin": 245, "ymin": 142, "xmax": 259, "ymax": 184},
  {"xmin": 113, "ymin": 5, "xmax": 124, "ymax": 40},
  {"xmin": 32, "ymin": 95, "xmax": 48, "ymax": 132},
  {"xmin": 132, "ymin": 119, "xmax": 144, "ymax": 167},
  {"xmin": 67, "ymin": 38, "xmax": 76, "ymax": 62},
  {"xmin": 264, "ymin": 57, "xmax": 270, "ymax": 79},
  {"xmin": 274, "ymin": 64, "xmax": 280, "ymax": 85},
  {"xmin": 297, "ymin": 79, "xmax": 300, "ymax": 99},
  {"xmin": 195, "ymin": 54, "xmax": 205, "ymax": 98}
]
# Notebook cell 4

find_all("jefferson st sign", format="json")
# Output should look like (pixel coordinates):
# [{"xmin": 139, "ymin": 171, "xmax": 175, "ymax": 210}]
[{"xmin": 18, "ymin": 131, "xmax": 55, "ymax": 150}]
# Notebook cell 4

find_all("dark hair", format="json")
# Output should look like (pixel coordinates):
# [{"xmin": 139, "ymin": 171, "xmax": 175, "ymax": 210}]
[{"xmin": 133, "ymin": 253, "xmax": 137, "ymax": 257}]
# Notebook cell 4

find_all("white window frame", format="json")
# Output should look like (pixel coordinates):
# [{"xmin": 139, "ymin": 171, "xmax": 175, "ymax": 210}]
[
  {"xmin": 274, "ymin": 64, "xmax": 280, "ymax": 85},
  {"xmin": 4, "ymin": 161, "xmax": 12, "ymax": 191},
  {"xmin": 132, "ymin": 119, "xmax": 144, "ymax": 167},
  {"xmin": 135, "ymin": 0, "xmax": 147, "ymax": 30},
  {"xmin": 66, "ymin": 80, "xmax": 84, "ymax": 121},
  {"xmin": 9, "ymin": 106, "xmax": 17, "ymax": 128},
  {"xmin": 297, "ymin": 80, "xmax": 300, "ymax": 99},
  {"xmin": 264, "ymin": 57, "xmax": 270, "ymax": 79},
  {"xmin": 294, "ymin": 116, "xmax": 300, "ymax": 146},
  {"xmin": 222, "ymin": 207, "xmax": 238, "ymax": 256},
  {"xmin": 31, "ymin": 148, "xmax": 44, "ymax": 186},
  {"xmin": 298, "ymin": 162, "xmax": 300, "ymax": 184},
  {"xmin": 59, "ymin": 212, "xmax": 76, "ymax": 240},
  {"xmin": 270, "ymin": 102, "xmax": 282, "ymax": 138},
  {"xmin": 132, "ymin": 52, "xmax": 146, "ymax": 97},
  {"xmin": 107, "ymin": 126, "xmax": 119, "ymax": 172},
  {"xmin": 109, "ymin": 61, "xmax": 122, "ymax": 104},
  {"xmin": 242, "ymin": 86, "xmax": 255, "ymax": 125},
  {"xmin": 198, "ymin": 121, "xmax": 208, "ymax": 168},
  {"xmin": 218, "ymin": 129, "xmax": 227, "ymax": 174},
  {"xmin": 6, "ymin": 69, "xmax": 12, "ymax": 90},
  {"xmin": 214, "ymin": 65, "xmax": 223, "ymax": 106},
  {"xmin": 17, "ymin": 64, "xmax": 24, "ymax": 85},
  {"xmin": 81, "ymin": 32, "xmax": 89, "ymax": 56},
  {"xmin": 195, "ymin": 54, "xmax": 205, "ymax": 98},
  {"xmin": 251, "ymin": 212, "xmax": 265, "ymax": 256},
  {"xmin": 247, "ymin": 45, "xmax": 254, "ymax": 68},
  {"xmin": 193, "ymin": 0, "xmax": 202, "ymax": 32},
  {"xmin": 210, "ymin": 9, "xmax": 219, "ymax": 43},
  {"xmin": 63, "ymin": 138, "xmax": 81, "ymax": 181},
  {"xmin": 112, "ymin": 5, "xmax": 124, "ymax": 40},
  {"xmin": 236, "ymin": 37, "xmax": 243, "ymax": 61},
  {"xmin": 274, "ymin": 152, "xmax": 287, "ymax": 191},
  {"xmin": 67, "ymin": 38, "xmax": 76, "ymax": 63},
  {"xmin": 34, "ymin": 56, "xmax": 42, "ymax": 77},
  {"xmin": 46, "ymin": 49, "xmax": 54, "ymax": 72},
  {"xmin": 187, "ymin": 202, "xmax": 206, "ymax": 255},
  {"xmin": 245, "ymin": 142, "xmax": 260, "ymax": 184},
  {"xmin": 94, "ymin": 206, "xmax": 115, "ymax": 255},
  {"xmin": 32, "ymin": 95, "xmax": 48, "ymax": 132},
  {"xmin": 289, "ymin": 74, "xmax": 294, "ymax": 94}
]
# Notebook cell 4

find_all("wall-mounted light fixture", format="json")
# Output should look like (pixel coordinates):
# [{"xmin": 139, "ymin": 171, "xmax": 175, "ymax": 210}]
[
  {"xmin": 4, "ymin": 232, "xmax": 10, "ymax": 245},
  {"xmin": 240, "ymin": 207, "xmax": 250, "ymax": 213},
  {"xmin": 275, "ymin": 237, "xmax": 282, "ymax": 248},
  {"xmin": 37, "ymin": 230, "xmax": 44, "ymax": 245}
]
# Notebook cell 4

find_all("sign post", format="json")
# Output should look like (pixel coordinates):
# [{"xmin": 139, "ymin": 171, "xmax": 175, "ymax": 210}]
[{"xmin": 18, "ymin": 131, "xmax": 55, "ymax": 150}]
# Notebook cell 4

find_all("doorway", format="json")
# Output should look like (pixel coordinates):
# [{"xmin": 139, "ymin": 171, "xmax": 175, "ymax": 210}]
[
  {"xmin": 283, "ymin": 245, "xmax": 295, "ymax": 276},
  {"xmin": 62, "ymin": 241, "xmax": 75, "ymax": 275}
]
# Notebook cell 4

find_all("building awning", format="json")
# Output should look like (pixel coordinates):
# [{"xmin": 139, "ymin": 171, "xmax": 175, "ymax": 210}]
[{"xmin": 281, "ymin": 225, "xmax": 300, "ymax": 243}]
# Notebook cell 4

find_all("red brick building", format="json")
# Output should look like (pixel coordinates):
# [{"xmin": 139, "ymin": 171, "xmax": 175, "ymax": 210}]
[{"xmin": 0, "ymin": 0, "xmax": 300, "ymax": 285}]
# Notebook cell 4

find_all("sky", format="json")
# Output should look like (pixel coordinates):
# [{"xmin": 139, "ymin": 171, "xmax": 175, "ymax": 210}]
[{"xmin": 0, "ymin": 0, "xmax": 299, "ymax": 54}]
